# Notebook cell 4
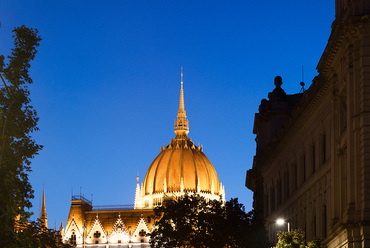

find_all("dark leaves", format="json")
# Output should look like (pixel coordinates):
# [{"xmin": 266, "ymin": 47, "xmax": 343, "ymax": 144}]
[
  {"xmin": 8, "ymin": 220, "xmax": 72, "ymax": 248},
  {"xmin": 150, "ymin": 195, "xmax": 269, "ymax": 248},
  {"xmin": 0, "ymin": 25, "xmax": 42, "ymax": 246},
  {"xmin": 3, "ymin": 25, "xmax": 41, "ymax": 86}
]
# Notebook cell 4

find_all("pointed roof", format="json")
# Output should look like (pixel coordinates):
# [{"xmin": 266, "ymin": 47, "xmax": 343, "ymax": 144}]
[
  {"xmin": 87, "ymin": 214, "xmax": 106, "ymax": 238},
  {"xmin": 109, "ymin": 215, "xmax": 130, "ymax": 243},
  {"xmin": 174, "ymin": 67, "xmax": 189, "ymax": 137},
  {"xmin": 63, "ymin": 216, "xmax": 83, "ymax": 244},
  {"xmin": 133, "ymin": 216, "xmax": 150, "ymax": 237},
  {"xmin": 111, "ymin": 215, "xmax": 129, "ymax": 235}
]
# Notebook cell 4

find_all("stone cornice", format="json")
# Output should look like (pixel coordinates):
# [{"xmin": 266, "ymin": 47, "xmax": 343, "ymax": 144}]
[{"xmin": 317, "ymin": 14, "xmax": 370, "ymax": 77}]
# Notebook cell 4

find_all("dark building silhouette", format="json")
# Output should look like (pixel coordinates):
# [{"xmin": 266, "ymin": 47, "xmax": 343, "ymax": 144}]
[{"xmin": 246, "ymin": 0, "xmax": 370, "ymax": 246}]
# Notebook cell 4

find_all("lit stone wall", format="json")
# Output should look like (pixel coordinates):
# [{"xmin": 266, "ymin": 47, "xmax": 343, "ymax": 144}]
[{"xmin": 62, "ymin": 200, "xmax": 153, "ymax": 247}]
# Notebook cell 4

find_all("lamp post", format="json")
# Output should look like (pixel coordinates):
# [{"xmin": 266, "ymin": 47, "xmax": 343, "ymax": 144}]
[{"xmin": 276, "ymin": 218, "xmax": 290, "ymax": 232}]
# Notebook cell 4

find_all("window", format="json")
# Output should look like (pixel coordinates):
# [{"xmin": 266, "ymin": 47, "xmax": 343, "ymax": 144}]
[
  {"xmin": 94, "ymin": 231, "xmax": 101, "ymax": 238},
  {"xmin": 70, "ymin": 231, "xmax": 76, "ymax": 245},
  {"xmin": 321, "ymin": 133, "xmax": 326, "ymax": 165},
  {"xmin": 264, "ymin": 194, "xmax": 268, "ymax": 216},
  {"xmin": 322, "ymin": 205, "xmax": 327, "ymax": 237},
  {"xmin": 302, "ymin": 154, "xmax": 306, "ymax": 182},
  {"xmin": 139, "ymin": 229, "xmax": 146, "ymax": 237},
  {"xmin": 270, "ymin": 186, "xmax": 275, "ymax": 212},
  {"xmin": 340, "ymin": 90, "xmax": 347, "ymax": 133},
  {"xmin": 312, "ymin": 144, "xmax": 316, "ymax": 174},
  {"xmin": 293, "ymin": 163, "xmax": 297, "ymax": 191},
  {"xmin": 312, "ymin": 213, "xmax": 316, "ymax": 237},
  {"xmin": 277, "ymin": 179, "xmax": 282, "ymax": 207},
  {"xmin": 284, "ymin": 170, "xmax": 289, "ymax": 199}
]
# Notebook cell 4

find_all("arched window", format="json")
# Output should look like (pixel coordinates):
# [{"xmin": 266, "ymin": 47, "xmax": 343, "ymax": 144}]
[{"xmin": 70, "ymin": 231, "xmax": 76, "ymax": 245}]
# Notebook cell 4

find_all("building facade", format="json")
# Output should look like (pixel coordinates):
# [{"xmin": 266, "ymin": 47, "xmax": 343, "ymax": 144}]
[
  {"xmin": 246, "ymin": 0, "xmax": 370, "ymax": 247},
  {"xmin": 61, "ymin": 71, "xmax": 224, "ymax": 247}
]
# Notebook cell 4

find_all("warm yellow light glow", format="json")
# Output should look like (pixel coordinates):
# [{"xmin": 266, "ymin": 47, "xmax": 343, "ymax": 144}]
[
  {"xmin": 276, "ymin": 218, "xmax": 291, "ymax": 232},
  {"xmin": 276, "ymin": 218, "xmax": 285, "ymax": 225}
]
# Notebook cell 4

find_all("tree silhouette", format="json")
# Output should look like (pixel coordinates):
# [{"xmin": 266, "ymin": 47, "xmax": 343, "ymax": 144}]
[
  {"xmin": 0, "ymin": 24, "xmax": 43, "ymax": 246},
  {"xmin": 150, "ymin": 194, "xmax": 269, "ymax": 248}
]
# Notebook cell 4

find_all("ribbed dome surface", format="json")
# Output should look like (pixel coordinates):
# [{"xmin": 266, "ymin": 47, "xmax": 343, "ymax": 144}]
[{"xmin": 143, "ymin": 137, "xmax": 220, "ymax": 195}]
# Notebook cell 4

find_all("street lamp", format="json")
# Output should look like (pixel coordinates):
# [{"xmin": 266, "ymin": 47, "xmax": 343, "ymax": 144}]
[{"xmin": 276, "ymin": 218, "xmax": 290, "ymax": 232}]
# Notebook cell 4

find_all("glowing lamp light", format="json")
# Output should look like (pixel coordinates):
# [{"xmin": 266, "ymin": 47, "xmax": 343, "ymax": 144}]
[
  {"xmin": 276, "ymin": 218, "xmax": 285, "ymax": 225},
  {"xmin": 276, "ymin": 218, "xmax": 290, "ymax": 232}
]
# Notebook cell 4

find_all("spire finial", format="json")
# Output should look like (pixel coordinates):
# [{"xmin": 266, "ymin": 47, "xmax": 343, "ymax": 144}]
[
  {"xmin": 179, "ymin": 66, "xmax": 185, "ymax": 112},
  {"xmin": 181, "ymin": 66, "xmax": 183, "ymax": 85},
  {"xmin": 174, "ymin": 66, "xmax": 189, "ymax": 137}
]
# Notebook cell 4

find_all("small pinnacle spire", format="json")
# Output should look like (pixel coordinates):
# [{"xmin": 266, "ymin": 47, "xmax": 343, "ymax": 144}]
[
  {"xmin": 40, "ymin": 186, "xmax": 48, "ymax": 229},
  {"xmin": 60, "ymin": 220, "xmax": 64, "ymax": 236},
  {"xmin": 174, "ymin": 66, "xmax": 189, "ymax": 137}
]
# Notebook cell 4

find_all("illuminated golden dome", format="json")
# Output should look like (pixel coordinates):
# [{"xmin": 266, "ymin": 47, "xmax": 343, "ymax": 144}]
[
  {"xmin": 143, "ymin": 136, "xmax": 220, "ymax": 195},
  {"xmin": 134, "ymin": 69, "xmax": 225, "ymax": 209}
]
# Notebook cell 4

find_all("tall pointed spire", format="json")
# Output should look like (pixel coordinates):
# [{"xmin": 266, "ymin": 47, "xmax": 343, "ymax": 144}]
[
  {"xmin": 40, "ymin": 186, "xmax": 48, "ymax": 229},
  {"xmin": 174, "ymin": 66, "xmax": 189, "ymax": 137},
  {"xmin": 179, "ymin": 67, "xmax": 185, "ymax": 112}
]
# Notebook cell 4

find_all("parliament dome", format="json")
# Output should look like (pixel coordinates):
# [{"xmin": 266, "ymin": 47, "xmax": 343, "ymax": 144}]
[
  {"xmin": 134, "ymin": 70, "xmax": 225, "ymax": 209},
  {"xmin": 143, "ymin": 136, "xmax": 221, "ymax": 195}
]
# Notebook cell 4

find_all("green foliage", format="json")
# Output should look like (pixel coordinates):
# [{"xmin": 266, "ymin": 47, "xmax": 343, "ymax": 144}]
[
  {"xmin": 150, "ymin": 194, "xmax": 223, "ymax": 248},
  {"xmin": 13, "ymin": 220, "xmax": 72, "ymax": 248},
  {"xmin": 0, "ymin": 25, "xmax": 43, "ymax": 246},
  {"xmin": 273, "ymin": 229, "xmax": 321, "ymax": 248},
  {"xmin": 274, "ymin": 229, "xmax": 306, "ymax": 248},
  {"xmin": 306, "ymin": 238, "xmax": 321, "ymax": 248},
  {"xmin": 150, "ymin": 194, "xmax": 270, "ymax": 248}
]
